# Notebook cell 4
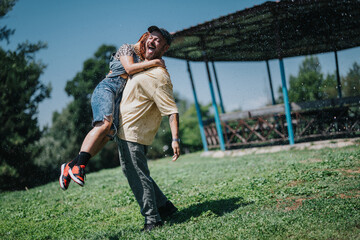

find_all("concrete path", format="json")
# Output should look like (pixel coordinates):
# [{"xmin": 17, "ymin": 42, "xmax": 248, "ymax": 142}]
[{"xmin": 201, "ymin": 137, "xmax": 360, "ymax": 158}]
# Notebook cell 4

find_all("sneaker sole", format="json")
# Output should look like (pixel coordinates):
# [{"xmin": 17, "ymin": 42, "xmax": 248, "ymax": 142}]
[
  {"xmin": 69, "ymin": 168, "xmax": 84, "ymax": 187},
  {"xmin": 59, "ymin": 163, "xmax": 67, "ymax": 191}
]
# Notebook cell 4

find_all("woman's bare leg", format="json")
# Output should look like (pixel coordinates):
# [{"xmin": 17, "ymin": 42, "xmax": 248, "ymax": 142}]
[
  {"xmin": 62, "ymin": 117, "xmax": 114, "ymax": 188},
  {"xmin": 80, "ymin": 117, "xmax": 113, "ymax": 157},
  {"xmin": 87, "ymin": 130, "xmax": 113, "ymax": 157}
]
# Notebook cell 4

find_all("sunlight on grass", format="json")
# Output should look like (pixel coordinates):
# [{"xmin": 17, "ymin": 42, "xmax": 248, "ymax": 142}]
[{"xmin": 1, "ymin": 146, "xmax": 359, "ymax": 239}]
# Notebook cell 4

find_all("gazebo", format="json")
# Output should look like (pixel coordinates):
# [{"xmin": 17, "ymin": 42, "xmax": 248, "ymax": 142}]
[{"xmin": 165, "ymin": 0, "xmax": 360, "ymax": 151}]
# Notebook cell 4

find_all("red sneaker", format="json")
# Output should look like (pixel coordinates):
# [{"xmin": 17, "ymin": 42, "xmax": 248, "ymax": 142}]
[
  {"xmin": 69, "ymin": 165, "xmax": 86, "ymax": 187},
  {"xmin": 59, "ymin": 162, "xmax": 71, "ymax": 190}
]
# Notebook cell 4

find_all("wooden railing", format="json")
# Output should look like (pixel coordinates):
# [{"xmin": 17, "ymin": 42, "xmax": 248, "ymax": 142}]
[{"xmin": 203, "ymin": 96, "xmax": 360, "ymax": 149}]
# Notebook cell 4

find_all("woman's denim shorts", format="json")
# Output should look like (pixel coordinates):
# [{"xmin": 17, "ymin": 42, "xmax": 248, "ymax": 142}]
[{"xmin": 91, "ymin": 75, "xmax": 127, "ymax": 136}]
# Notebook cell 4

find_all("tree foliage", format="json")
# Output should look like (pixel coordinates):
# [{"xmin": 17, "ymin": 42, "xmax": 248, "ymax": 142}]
[
  {"xmin": 0, "ymin": 1, "xmax": 51, "ymax": 190},
  {"xmin": 342, "ymin": 62, "xmax": 360, "ymax": 97},
  {"xmin": 277, "ymin": 56, "xmax": 338, "ymax": 103},
  {"xmin": 179, "ymin": 103, "xmax": 211, "ymax": 153},
  {"xmin": 0, "ymin": 0, "xmax": 16, "ymax": 43},
  {"xmin": 148, "ymin": 97, "xmax": 211, "ymax": 159},
  {"xmin": 147, "ymin": 92, "xmax": 187, "ymax": 159}
]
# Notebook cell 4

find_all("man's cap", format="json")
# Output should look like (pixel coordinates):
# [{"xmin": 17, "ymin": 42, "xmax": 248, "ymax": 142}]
[{"xmin": 148, "ymin": 26, "xmax": 173, "ymax": 45}]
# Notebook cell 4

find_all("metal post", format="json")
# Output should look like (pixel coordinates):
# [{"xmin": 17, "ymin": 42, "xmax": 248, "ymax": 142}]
[
  {"xmin": 186, "ymin": 60, "xmax": 208, "ymax": 152},
  {"xmin": 266, "ymin": 60, "xmax": 276, "ymax": 105},
  {"xmin": 279, "ymin": 59, "xmax": 295, "ymax": 145},
  {"xmin": 211, "ymin": 61, "xmax": 225, "ymax": 113},
  {"xmin": 334, "ymin": 51, "xmax": 342, "ymax": 98},
  {"xmin": 205, "ymin": 60, "xmax": 226, "ymax": 151}
]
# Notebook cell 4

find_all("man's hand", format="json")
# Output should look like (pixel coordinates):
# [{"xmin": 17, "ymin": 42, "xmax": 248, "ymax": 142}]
[
  {"xmin": 169, "ymin": 113, "xmax": 180, "ymax": 161},
  {"xmin": 172, "ymin": 140, "xmax": 180, "ymax": 161}
]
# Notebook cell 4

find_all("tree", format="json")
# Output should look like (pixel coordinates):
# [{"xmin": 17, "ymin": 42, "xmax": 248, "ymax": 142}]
[
  {"xmin": 277, "ymin": 56, "xmax": 338, "ymax": 103},
  {"xmin": 179, "ymin": 103, "xmax": 211, "ymax": 153},
  {"xmin": 147, "ymin": 92, "xmax": 188, "ymax": 159},
  {"xmin": 0, "ymin": 1, "xmax": 51, "ymax": 190},
  {"xmin": 320, "ymin": 73, "xmax": 338, "ymax": 99},
  {"xmin": 147, "ymin": 97, "xmax": 212, "ymax": 159},
  {"xmin": 288, "ymin": 56, "xmax": 323, "ymax": 102},
  {"xmin": 0, "ymin": 0, "xmax": 16, "ymax": 43},
  {"xmin": 342, "ymin": 62, "xmax": 360, "ymax": 97}
]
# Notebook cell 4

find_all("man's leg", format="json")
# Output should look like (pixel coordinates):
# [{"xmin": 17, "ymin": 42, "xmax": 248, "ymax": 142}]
[{"xmin": 117, "ymin": 138, "xmax": 167, "ymax": 224}]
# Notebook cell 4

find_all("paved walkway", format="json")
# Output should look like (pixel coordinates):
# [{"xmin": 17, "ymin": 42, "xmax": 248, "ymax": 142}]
[{"xmin": 201, "ymin": 137, "xmax": 360, "ymax": 158}]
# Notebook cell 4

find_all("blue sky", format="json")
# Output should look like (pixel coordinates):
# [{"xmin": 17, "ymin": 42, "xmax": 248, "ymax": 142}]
[{"xmin": 1, "ymin": 0, "xmax": 359, "ymax": 128}]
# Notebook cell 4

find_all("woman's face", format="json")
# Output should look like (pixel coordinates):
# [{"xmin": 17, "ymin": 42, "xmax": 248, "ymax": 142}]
[{"xmin": 145, "ymin": 31, "xmax": 169, "ymax": 60}]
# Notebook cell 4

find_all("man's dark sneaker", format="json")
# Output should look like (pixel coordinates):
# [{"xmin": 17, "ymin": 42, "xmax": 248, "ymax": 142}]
[
  {"xmin": 158, "ymin": 200, "xmax": 178, "ymax": 220},
  {"xmin": 59, "ymin": 162, "xmax": 72, "ymax": 190},
  {"xmin": 69, "ymin": 165, "xmax": 86, "ymax": 187},
  {"xmin": 141, "ymin": 221, "xmax": 163, "ymax": 232}
]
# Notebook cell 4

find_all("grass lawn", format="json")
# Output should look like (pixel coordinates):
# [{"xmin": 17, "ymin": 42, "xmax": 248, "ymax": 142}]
[{"xmin": 1, "ymin": 145, "xmax": 359, "ymax": 239}]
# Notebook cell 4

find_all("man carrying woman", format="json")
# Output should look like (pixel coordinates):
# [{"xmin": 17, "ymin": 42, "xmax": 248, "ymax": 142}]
[{"xmin": 59, "ymin": 30, "xmax": 165, "ymax": 190}]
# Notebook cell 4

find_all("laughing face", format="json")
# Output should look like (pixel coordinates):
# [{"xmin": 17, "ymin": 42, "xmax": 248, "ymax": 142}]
[{"xmin": 145, "ymin": 31, "xmax": 169, "ymax": 60}]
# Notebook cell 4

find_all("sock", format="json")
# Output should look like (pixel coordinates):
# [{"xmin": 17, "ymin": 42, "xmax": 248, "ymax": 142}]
[
  {"xmin": 68, "ymin": 155, "xmax": 79, "ymax": 168},
  {"xmin": 76, "ymin": 152, "xmax": 91, "ymax": 167}
]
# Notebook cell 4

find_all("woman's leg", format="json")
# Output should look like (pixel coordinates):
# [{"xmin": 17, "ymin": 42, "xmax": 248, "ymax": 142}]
[
  {"xmin": 68, "ymin": 116, "xmax": 113, "ymax": 187},
  {"xmin": 79, "ymin": 116, "xmax": 113, "ymax": 157},
  {"xmin": 61, "ymin": 76, "xmax": 124, "ymax": 189}
]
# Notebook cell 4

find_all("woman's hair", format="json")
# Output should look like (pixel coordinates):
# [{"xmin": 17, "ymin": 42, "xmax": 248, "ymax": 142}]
[{"xmin": 138, "ymin": 32, "xmax": 149, "ymax": 60}]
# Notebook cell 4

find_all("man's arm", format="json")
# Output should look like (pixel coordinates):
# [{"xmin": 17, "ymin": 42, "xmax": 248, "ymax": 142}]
[{"xmin": 169, "ymin": 113, "xmax": 180, "ymax": 161}]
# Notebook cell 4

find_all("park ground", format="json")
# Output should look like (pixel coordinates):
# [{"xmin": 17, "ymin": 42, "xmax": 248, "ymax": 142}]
[{"xmin": 1, "ymin": 138, "xmax": 359, "ymax": 239}]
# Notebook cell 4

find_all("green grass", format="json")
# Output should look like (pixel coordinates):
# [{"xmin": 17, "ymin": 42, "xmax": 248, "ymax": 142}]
[{"xmin": 1, "ymin": 146, "xmax": 360, "ymax": 239}]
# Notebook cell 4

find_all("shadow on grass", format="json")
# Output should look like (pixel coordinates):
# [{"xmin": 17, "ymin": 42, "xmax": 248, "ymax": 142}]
[
  {"xmin": 105, "ymin": 197, "xmax": 252, "ymax": 239},
  {"xmin": 169, "ymin": 197, "xmax": 253, "ymax": 224}
]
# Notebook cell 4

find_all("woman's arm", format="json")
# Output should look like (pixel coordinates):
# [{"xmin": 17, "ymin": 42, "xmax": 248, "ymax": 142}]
[{"xmin": 120, "ymin": 56, "xmax": 165, "ymax": 75}]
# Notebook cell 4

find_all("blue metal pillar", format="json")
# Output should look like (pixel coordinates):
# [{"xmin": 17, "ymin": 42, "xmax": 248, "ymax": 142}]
[
  {"xmin": 266, "ymin": 60, "xmax": 276, "ymax": 105},
  {"xmin": 186, "ymin": 60, "xmax": 208, "ymax": 152},
  {"xmin": 279, "ymin": 59, "xmax": 295, "ymax": 145},
  {"xmin": 211, "ymin": 61, "xmax": 225, "ymax": 113},
  {"xmin": 205, "ymin": 60, "xmax": 226, "ymax": 151}
]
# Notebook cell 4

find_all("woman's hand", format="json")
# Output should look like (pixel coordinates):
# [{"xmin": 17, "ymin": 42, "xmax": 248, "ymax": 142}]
[{"xmin": 150, "ymin": 59, "xmax": 166, "ymax": 68}]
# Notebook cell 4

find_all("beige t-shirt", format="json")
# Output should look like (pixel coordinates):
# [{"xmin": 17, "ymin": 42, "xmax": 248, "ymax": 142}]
[{"xmin": 118, "ymin": 67, "xmax": 178, "ymax": 145}]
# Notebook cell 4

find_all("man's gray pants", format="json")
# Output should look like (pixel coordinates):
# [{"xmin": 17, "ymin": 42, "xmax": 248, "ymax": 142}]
[{"xmin": 117, "ymin": 138, "xmax": 168, "ymax": 224}]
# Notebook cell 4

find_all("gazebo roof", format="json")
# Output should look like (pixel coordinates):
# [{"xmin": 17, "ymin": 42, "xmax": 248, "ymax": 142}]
[{"xmin": 165, "ymin": 0, "xmax": 360, "ymax": 62}]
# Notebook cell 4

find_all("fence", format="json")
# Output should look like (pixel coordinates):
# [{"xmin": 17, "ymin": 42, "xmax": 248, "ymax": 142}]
[{"xmin": 204, "ymin": 96, "xmax": 360, "ymax": 149}]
